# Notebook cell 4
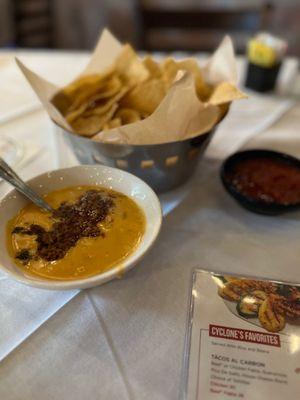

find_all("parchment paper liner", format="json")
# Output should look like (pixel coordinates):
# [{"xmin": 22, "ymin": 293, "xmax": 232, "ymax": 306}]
[{"xmin": 16, "ymin": 29, "xmax": 246, "ymax": 145}]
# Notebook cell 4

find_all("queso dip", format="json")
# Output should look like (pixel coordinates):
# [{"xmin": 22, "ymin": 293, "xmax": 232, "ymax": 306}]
[{"xmin": 7, "ymin": 186, "xmax": 145, "ymax": 280}]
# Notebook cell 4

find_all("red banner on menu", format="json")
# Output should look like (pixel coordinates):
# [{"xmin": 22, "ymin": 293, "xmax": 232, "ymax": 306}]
[{"xmin": 209, "ymin": 324, "xmax": 280, "ymax": 347}]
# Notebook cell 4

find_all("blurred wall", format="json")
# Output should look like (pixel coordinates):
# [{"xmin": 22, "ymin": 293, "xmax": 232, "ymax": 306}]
[
  {"xmin": 51, "ymin": 0, "xmax": 300, "ymax": 56},
  {"xmin": 0, "ymin": 0, "xmax": 14, "ymax": 46},
  {"xmin": 52, "ymin": 0, "xmax": 137, "ymax": 49},
  {"xmin": 0, "ymin": 0, "xmax": 299, "ymax": 56}
]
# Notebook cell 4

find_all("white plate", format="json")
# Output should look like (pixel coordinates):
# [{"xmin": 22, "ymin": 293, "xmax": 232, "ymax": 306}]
[{"xmin": 0, "ymin": 165, "xmax": 162, "ymax": 290}]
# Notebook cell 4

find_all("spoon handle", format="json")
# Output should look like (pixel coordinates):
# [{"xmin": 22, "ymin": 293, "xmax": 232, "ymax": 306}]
[{"xmin": 0, "ymin": 157, "xmax": 53, "ymax": 213}]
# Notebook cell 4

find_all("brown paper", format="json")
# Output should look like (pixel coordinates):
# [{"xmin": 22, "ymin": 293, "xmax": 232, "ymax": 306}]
[{"xmin": 16, "ymin": 29, "xmax": 246, "ymax": 145}]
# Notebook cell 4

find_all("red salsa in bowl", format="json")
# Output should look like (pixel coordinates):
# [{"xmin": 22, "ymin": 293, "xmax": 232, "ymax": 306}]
[{"xmin": 221, "ymin": 150, "xmax": 300, "ymax": 215}]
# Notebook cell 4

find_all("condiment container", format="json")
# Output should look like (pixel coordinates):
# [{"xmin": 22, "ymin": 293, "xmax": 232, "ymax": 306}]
[
  {"xmin": 220, "ymin": 149, "xmax": 300, "ymax": 215},
  {"xmin": 245, "ymin": 32, "xmax": 287, "ymax": 92}
]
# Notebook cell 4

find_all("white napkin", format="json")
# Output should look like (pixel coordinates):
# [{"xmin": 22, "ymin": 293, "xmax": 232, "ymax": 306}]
[
  {"xmin": 0, "ymin": 138, "xmax": 41, "ymax": 179},
  {"xmin": 0, "ymin": 276, "xmax": 78, "ymax": 361},
  {"xmin": 206, "ymin": 93, "xmax": 296, "ymax": 159}
]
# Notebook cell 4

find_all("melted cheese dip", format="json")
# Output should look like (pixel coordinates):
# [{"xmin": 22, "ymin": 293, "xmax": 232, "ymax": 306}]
[{"xmin": 7, "ymin": 186, "xmax": 145, "ymax": 280}]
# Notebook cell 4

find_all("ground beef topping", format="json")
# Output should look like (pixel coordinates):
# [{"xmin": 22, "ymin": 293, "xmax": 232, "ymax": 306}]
[{"xmin": 13, "ymin": 190, "xmax": 114, "ymax": 262}]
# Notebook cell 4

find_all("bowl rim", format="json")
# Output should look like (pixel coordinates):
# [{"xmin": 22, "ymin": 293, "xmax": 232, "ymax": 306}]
[
  {"xmin": 53, "ymin": 118, "xmax": 216, "ymax": 147},
  {"xmin": 0, "ymin": 165, "xmax": 162, "ymax": 290},
  {"xmin": 220, "ymin": 149, "xmax": 300, "ymax": 215},
  {"xmin": 51, "ymin": 107, "xmax": 230, "ymax": 148}
]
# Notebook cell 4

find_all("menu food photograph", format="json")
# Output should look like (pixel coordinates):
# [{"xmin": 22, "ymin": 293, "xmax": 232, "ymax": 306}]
[
  {"xmin": 183, "ymin": 271, "xmax": 300, "ymax": 400},
  {"xmin": 0, "ymin": 2, "xmax": 299, "ymax": 399}
]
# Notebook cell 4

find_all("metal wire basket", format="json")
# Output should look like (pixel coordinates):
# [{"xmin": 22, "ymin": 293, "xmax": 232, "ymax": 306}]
[{"xmin": 56, "ymin": 125, "xmax": 217, "ymax": 193}]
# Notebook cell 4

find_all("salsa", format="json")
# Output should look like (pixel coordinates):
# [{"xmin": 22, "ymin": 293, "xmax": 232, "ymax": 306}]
[{"xmin": 225, "ymin": 157, "xmax": 300, "ymax": 205}]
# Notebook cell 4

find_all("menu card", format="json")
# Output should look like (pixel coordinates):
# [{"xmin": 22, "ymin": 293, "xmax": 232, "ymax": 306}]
[{"xmin": 182, "ymin": 270, "xmax": 300, "ymax": 400}]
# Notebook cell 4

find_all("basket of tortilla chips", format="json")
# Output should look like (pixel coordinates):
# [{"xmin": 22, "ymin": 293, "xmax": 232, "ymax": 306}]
[{"xmin": 17, "ymin": 30, "xmax": 246, "ymax": 192}]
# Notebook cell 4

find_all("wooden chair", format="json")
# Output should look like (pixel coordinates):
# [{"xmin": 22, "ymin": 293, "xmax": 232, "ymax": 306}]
[
  {"xmin": 12, "ymin": 0, "xmax": 53, "ymax": 47},
  {"xmin": 136, "ymin": 1, "xmax": 273, "ymax": 53}
]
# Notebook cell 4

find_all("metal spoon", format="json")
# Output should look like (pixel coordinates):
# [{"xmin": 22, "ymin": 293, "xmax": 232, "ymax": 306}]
[{"xmin": 0, "ymin": 157, "xmax": 54, "ymax": 213}]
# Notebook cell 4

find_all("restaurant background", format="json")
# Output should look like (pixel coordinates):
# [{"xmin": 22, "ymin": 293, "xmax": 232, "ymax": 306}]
[
  {"xmin": 1, "ymin": 1, "xmax": 300, "ymax": 399},
  {"xmin": 0, "ymin": 0, "xmax": 300, "ymax": 56}
]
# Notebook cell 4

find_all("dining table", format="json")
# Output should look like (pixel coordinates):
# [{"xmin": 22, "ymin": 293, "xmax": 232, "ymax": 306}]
[{"xmin": 0, "ymin": 48, "xmax": 299, "ymax": 400}]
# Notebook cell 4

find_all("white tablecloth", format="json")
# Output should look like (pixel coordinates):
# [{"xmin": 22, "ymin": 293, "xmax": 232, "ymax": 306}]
[{"xmin": 0, "ymin": 50, "xmax": 299, "ymax": 400}]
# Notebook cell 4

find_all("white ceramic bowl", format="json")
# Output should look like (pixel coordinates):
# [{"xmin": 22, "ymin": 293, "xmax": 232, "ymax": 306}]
[{"xmin": 0, "ymin": 165, "xmax": 162, "ymax": 290}]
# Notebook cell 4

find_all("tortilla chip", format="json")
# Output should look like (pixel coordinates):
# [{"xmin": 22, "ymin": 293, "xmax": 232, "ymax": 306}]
[
  {"xmin": 115, "ymin": 44, "xmax": 149, "ymax": 86},
  {"xmin": 115, "ymin": 108, "xmax": 141, "ymax": 124},
  {"xmin": 66, "ymin": 93, "xmax": 114, "ymax": 123},
  {"xmin": 177, "ymin": 59, "xmax": 212, "ymax": 100},
  {"xmin": 65, "ymin": 101, "xmax": 89, "ymax": 123},
  {"xmin": 52, "ymin": 72, "xmax": 116, "ymax": 117},
  {"xmin": 85, "ymin": 76, "xmax": 122, "ymax": 102},
  {"xmin": 217, "ymin": 103, "xmax": 230, "ymax": 121},
  {"xmin": 103, "ymin": 118, "xmax": 122, "ymax": 130},
  {"xmin": 67, "ymin": 74, "xmax": 122, "ymax": 113},
  {"xmin": 208, "ymin": 82, "xmax": 246, "ymax": 106},
  {"xmin": 63, "ymin": 69, "xmax": 114, "ymax": 98},
  {"xmin": 161, "ymin": 58, "xmax": 212, "ymax": 100},
  {"xmin": 51, "ymin": 90, "xmax": 72, "ymax": 116},
  {"xmin": 161, "ymin": 58, "xmax": 178, "ymax": 86},
  {"xmin": 81, "ymin": 87, "xmax": 128, "ymax": 117},
  {"xmin": 143, "ymin": 56, "xmax": 162, "ymax": 78},
  {"xmin": 49, "ymin": 38, "xmax": 244, "ymax": 140},
  {"xmin": 120, "ymin": 79, "xmax": 166, "ymax": 115},
  {"xmin": 71, "ymin": 104, "xmax": 118, "ymax": 136}
]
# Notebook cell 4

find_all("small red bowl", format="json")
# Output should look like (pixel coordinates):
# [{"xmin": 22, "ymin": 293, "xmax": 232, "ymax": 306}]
[{"xmin": 221, "ymin": 149, "xmax": 300, "ymax": 215}]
